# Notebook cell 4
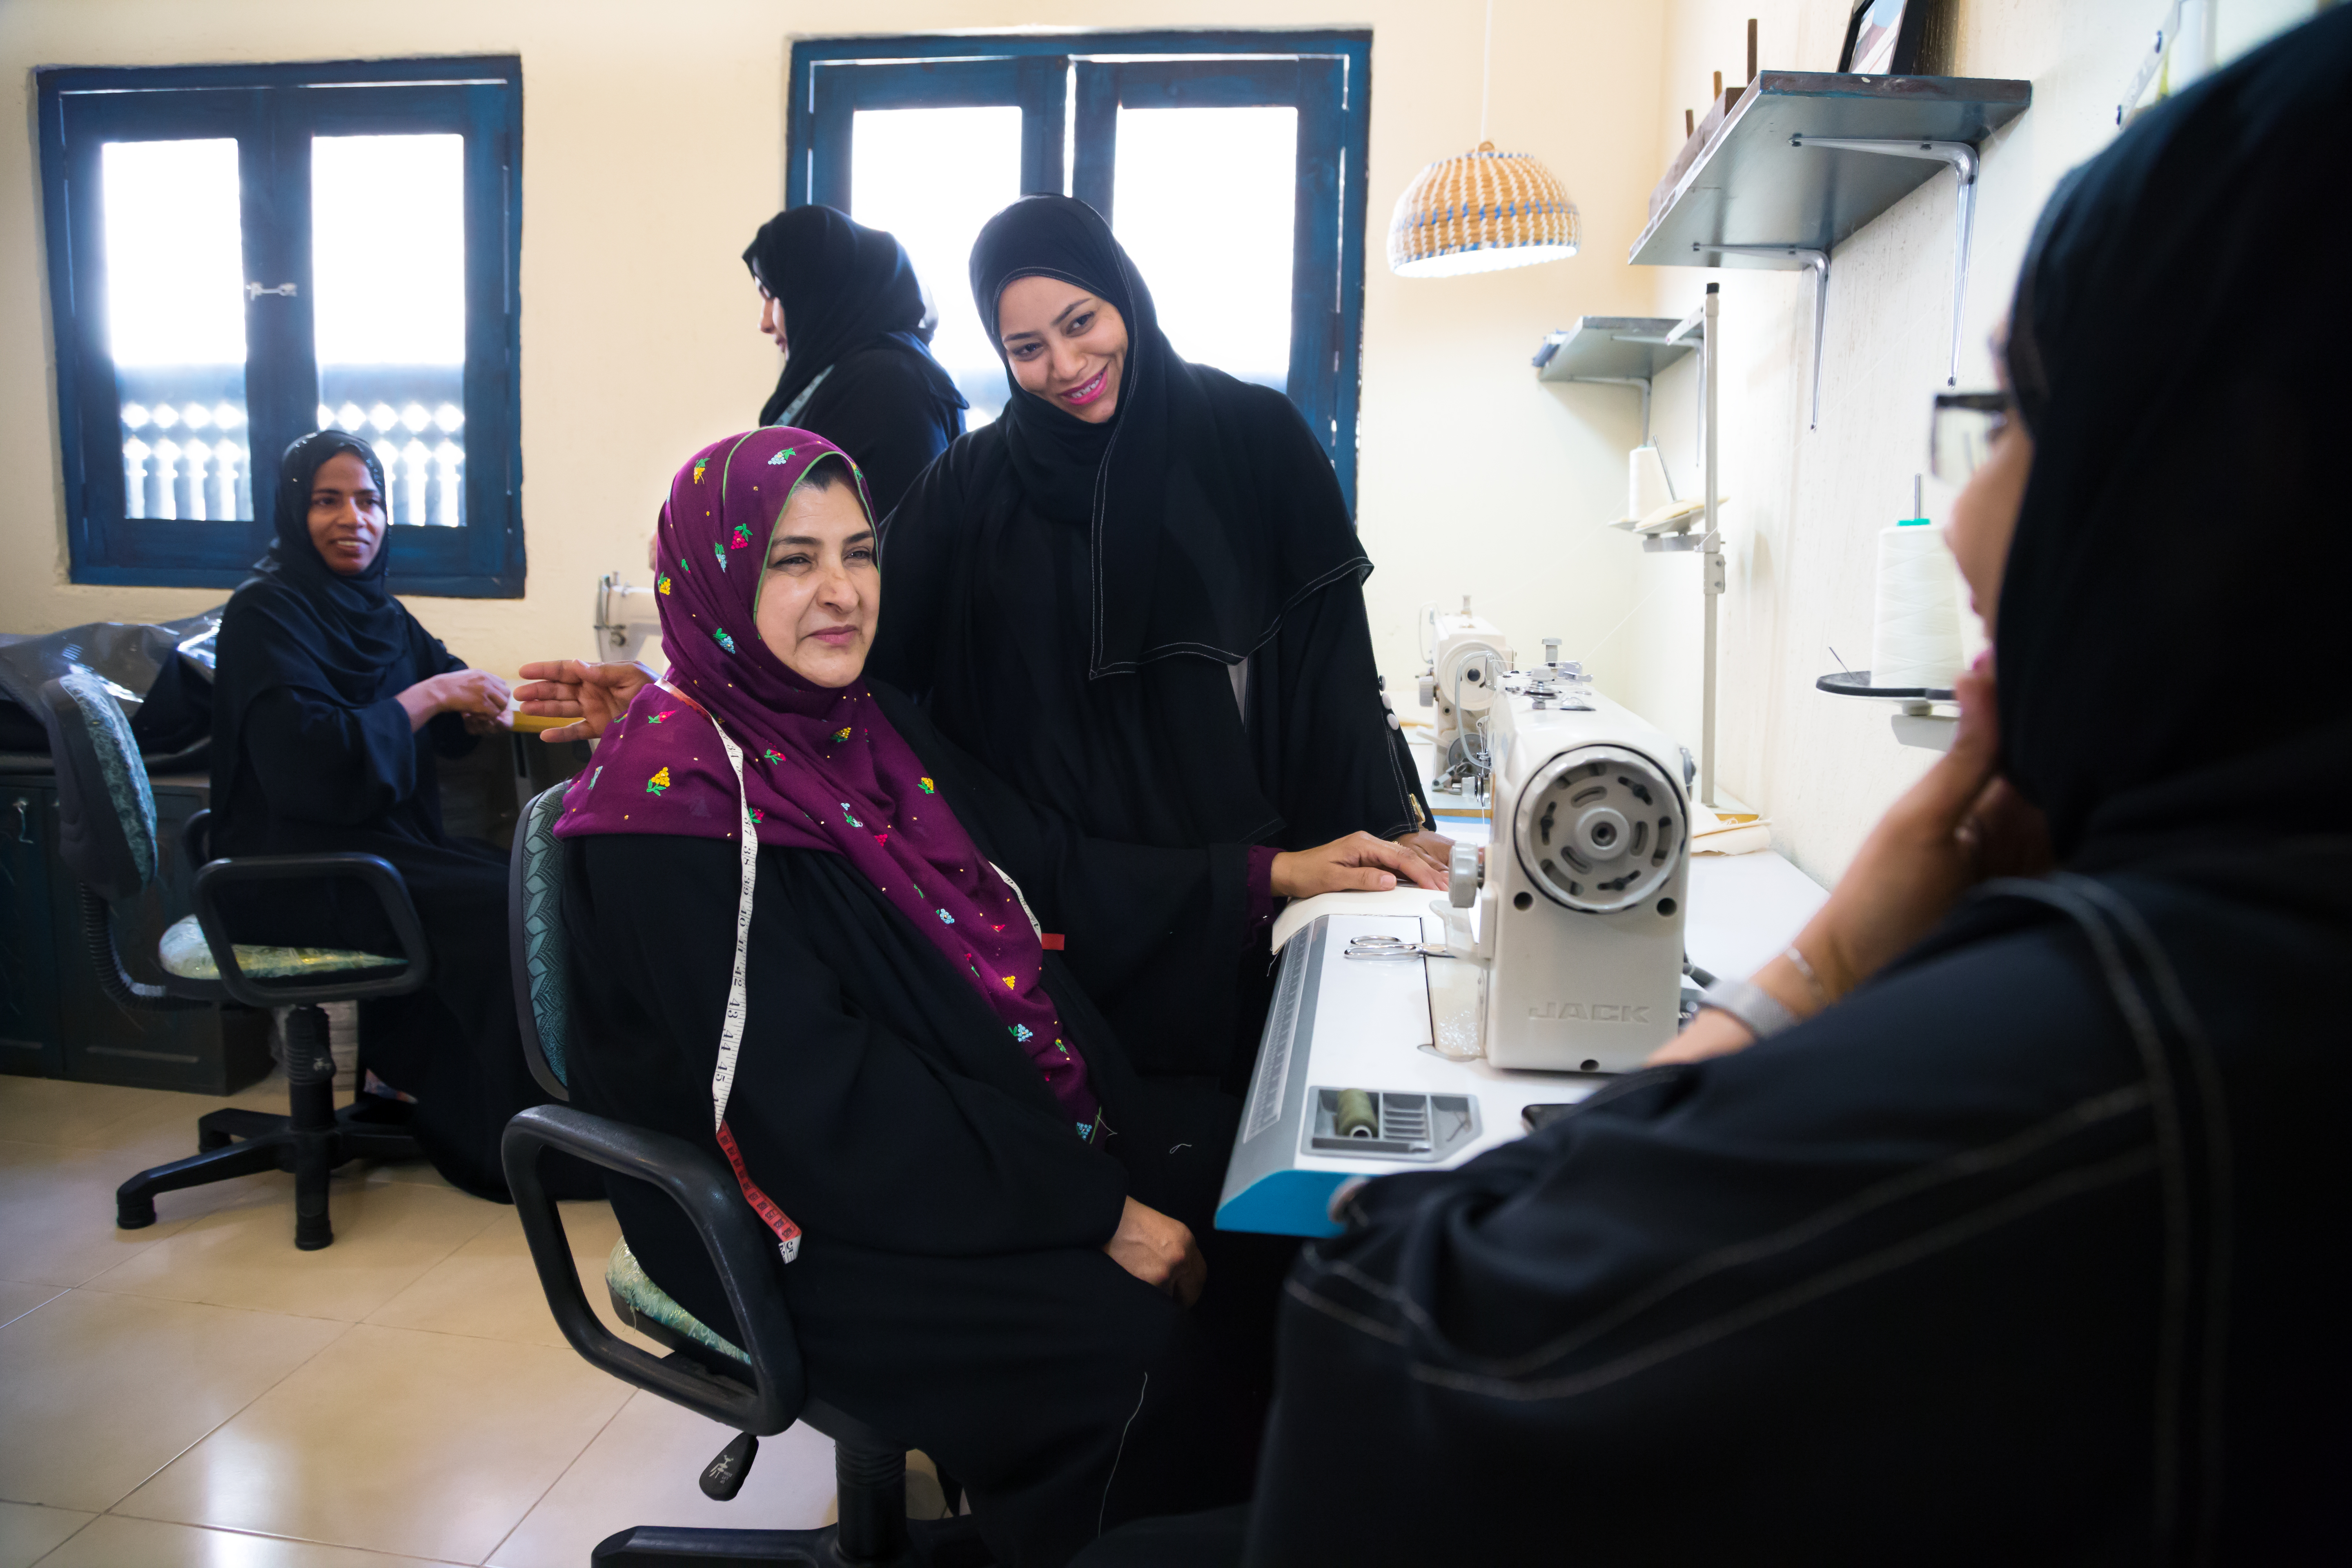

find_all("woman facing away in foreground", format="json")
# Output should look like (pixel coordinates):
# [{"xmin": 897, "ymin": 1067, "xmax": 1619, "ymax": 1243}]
[
  {"xmin": 208, "ymin": 430, "xmax": 560, "ymax": 1197},
  {"xmin": 1080, "ymin": 9, "xmax": 2352, "ymax": 1564},
  {"xmin": 543, "ymin": 429, "xmax": 1437, "ymax": 1567}
]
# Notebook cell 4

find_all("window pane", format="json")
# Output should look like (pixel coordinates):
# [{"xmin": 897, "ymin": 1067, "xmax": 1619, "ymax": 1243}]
[
  {"xmin": 313, "ymin": 134, "xmax": 467, "ymax": 527},
  {"xmin": 850, "ymin": 106, "xmax": 1023, "ymax": 425},
  {"xmin": 102, "ymin": 139, "xmax": 253, "ymax": 521},
  {"xmin": 1113, "ymin": 107, "xmax": 1296, "ymax": 390}
]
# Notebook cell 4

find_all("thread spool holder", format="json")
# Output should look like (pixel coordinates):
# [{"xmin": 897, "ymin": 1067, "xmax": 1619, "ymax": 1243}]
[{"xmin": 1814, "ymin": 669, "xmax": 1959, "ymax": 751}]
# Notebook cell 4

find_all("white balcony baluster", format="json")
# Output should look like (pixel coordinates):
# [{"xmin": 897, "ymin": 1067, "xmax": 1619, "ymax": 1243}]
[
  {"xmin": 183, "ymin": 439, "xmax": 212, "ymax": 521},
  {"xmin": 123, "ymin": 438, "xmax": 151, "ymax": 520},
  {"xmin": 434, "ymin": 440, "xmax": 463, "ymax": 528},
  {"xmin": 152, "ymin": 439, "xmax": 181, "ymax": 521}
]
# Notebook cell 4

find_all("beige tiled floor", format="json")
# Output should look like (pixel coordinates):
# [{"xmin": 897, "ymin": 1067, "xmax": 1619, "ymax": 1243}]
[{"xmin": 0, "ymin": 1073, "xmax": 849, "ymax": 1566}]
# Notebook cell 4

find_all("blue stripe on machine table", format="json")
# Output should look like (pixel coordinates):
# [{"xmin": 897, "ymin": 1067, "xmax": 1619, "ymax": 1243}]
[{"xmin": 1215, "ymin": 1169, "xmax": 1348, "ymax": 1238}]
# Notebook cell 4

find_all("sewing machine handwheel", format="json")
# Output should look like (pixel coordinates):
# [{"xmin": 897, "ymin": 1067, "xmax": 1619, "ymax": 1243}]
[{"xmin": 1448, "ymin": 842, "xmax": 1481, "ymax": 909}]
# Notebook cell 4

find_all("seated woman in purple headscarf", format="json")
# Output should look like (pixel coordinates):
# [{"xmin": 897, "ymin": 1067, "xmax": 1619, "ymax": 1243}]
[{"xmin": 537, "ymin": 428, "xmax": 1436, "ymax": 1568}]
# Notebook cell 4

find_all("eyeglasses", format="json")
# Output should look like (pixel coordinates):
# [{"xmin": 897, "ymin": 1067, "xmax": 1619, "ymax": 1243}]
[{"xmin": 1929, "ymin": 391, "xmax": 2013, "ymax": 484}]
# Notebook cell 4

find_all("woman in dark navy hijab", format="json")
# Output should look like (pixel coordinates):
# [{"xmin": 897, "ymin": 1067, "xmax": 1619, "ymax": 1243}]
[
  {"xmin": 209, "ymin": 430, "xmax": 560, "ymax": 1198},
  {"xmin": 742, "ymin": 205, "xmax": 965, "ymax": 519}
]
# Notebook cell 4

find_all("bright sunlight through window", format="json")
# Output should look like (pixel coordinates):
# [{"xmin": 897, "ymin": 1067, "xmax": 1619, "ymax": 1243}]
[
  {"xmin": 851, "ymin": 106, "xmax": 1024, "ymax": 424},
  {"xmin": 312, "ymin": 134, "xmax": 466, "ymax": 366},
  {"xmin": 102, "ymin": 139, "xmax": 246, "ymax": 368},
  {"xmin": 1114, "ymin": 107, "xmax": 1296, "ymax": 389}
]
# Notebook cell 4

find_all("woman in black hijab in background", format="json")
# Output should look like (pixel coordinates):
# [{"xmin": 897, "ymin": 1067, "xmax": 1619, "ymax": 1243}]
[
  {"xmin": 1081, "ymin": 9, "xmax": 2352, "ymax": 1565},
  {"xmin": 743, "ymin": 205, "xmax": 965, "ymax": 517},
  {"xmin": 871, "ymin": 195, "xmax": 1439, "ymax": 1086},
  {"xmin": 210, "ymin": 430, "xmax": 563, "ymax": 1198}
]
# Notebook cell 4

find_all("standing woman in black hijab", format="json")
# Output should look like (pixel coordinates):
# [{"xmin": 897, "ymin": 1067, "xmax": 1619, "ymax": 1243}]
[
  {"xmin": 743, "ymin": 205, "xmax": 966, "ymax": 519},
  {"xmin": 1085, "ymin": 10, "xmax": 2352, "ymax": 1564},
  {"xmin": 209, "ymin": 430, "xmax": 560, "ymax": 1198},
  {"xmin": 869, "ymin": 196, "xmax": 1440, "ymax": 1084}
]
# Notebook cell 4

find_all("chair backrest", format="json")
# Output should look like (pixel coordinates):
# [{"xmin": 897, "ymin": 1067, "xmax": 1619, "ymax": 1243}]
[
  {"xmin": 38, "ymin": 673, "xmax": 157, "ymax": 903},
  {"xmin": 508, "ymin": 782, "xmax": 573, "ymax": 1100}
]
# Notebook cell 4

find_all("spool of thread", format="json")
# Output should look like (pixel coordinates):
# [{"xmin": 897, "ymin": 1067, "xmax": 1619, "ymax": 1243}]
[
  {"xmin": 1628, "ymin": 444, "xmax": 1674, "ymax": 520},
  {"xmin": 1335, "ymin": 1089, "xmax": 1379, "ymax": 1139},
  {"xmin": 1869, "ymin": 520, "xmax": 1963, "ymax": 690}
]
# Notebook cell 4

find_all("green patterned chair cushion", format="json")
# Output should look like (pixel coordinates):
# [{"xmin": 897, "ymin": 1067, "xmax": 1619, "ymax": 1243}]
[
  {"xmin": 158, "ymin": 913, "xmax": 404, "ymax": 981},
  {"xmin": 516, "ymin": 784, "xmax": 572, "ymax": 1088},
  {"xmin": 606, "ymin": 1237, "xmax": 748, "ymax": 1366}
]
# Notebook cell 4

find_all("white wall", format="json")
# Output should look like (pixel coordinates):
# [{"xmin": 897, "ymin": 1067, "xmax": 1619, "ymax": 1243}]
[{"xmin": 1616, "ymin": 0, "xmax": 2323, "ymax": 883}]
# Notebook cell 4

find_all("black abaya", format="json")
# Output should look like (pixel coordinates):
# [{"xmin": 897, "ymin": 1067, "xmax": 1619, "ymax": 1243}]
[
  {"xmin": 871, "ymin": 197, "xmax": 1428, "ymax": 1079},
  {"xmin": 1089, "ymin": 12, "xmax": 2352, "ymax": 1565},
  {"xmin": 561, "ymin": 682, "xmax": 1279, "ymax": 1568},
  {"xmin": 743, "ymin": 205, "xmax": 966, "ymax": 519},
  {"xmin": 208, "ymin": 429, "xmax": 554, "ymax": 1198}
]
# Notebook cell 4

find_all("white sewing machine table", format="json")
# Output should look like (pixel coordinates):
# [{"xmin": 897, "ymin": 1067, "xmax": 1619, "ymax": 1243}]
[{"xmin": 1214, "ymin": 849, "xmax": 1826, "ymax": 1236}]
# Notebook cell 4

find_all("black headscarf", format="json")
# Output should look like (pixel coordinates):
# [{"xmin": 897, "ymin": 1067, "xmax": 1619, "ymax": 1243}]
[
  {"xmin": 743, "ymin": 205, "xmax": 962, "ymax": 429},
  {"xmin": 1995, "ymin": 6, "xmax": 2352, "ymax": 867},
  {"xmin": 968, "ymin": 195, "xmax": 1368, "ymax": 675},
  {"xmin": 231, "ymin": 430, "xmax": 407, "ymax": 706},
  {"xmin": 210, "ymin": 429, "xmax": 450, "ymax": 826}
]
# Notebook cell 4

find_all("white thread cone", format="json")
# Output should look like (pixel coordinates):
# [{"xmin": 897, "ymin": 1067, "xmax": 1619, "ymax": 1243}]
[{"xmin": 1869, "ymin": 524, "xmax": 1963, "ymax": 690}]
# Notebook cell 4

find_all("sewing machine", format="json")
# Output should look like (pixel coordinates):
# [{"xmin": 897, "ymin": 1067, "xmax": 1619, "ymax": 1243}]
[
  {"xmin": 1218, "ymin": 664, "xmax": 1706, "ymax": 1236},
  {"xmin": 1417, "ymin": 598, "xmax": 1514, "ymax": 792},
  {"xmin": 592, "ymin": 573, "xmax": 663, "ymax": 665}
]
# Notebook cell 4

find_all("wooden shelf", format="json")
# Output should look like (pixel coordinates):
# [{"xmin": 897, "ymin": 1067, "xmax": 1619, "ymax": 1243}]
[{"xmin": 1631, "ymin": 71, "xmax": 2030, "ymax": 271}]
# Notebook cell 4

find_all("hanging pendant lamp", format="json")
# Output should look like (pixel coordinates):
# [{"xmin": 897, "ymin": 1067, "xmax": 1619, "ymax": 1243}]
[{"xmin": 1388, "ymin": 1, "xmax": 1580, "ymax": 277}]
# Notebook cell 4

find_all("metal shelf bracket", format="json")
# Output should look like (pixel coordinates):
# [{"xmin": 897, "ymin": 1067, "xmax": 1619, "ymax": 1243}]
[{"xmin": 1791, "ymin": 135, "xmax": 1980, "ymax": 385}]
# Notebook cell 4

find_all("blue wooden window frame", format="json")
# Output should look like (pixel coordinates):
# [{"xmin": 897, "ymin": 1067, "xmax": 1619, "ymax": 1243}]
[
  {"xmin": 786, "ymin": 31, "xmax": 1371, "ymax": 510},
  {"xmin": 36, "ymin": 58, "xmax": 526, "ymax": 596}
]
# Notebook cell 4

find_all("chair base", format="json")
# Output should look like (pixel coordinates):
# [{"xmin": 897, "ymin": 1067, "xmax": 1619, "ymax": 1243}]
[
  {"xmin": 114, "ymin": 1004, "xmax": 419, "ymax": 1250},
  {"xmin": 591, "ymin": 1515, "xmax": 989, "ymax": 1568}
]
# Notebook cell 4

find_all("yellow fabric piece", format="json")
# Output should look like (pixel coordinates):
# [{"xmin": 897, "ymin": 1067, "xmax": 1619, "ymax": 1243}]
[{"xmin": 157, "ymin": 914, "xmax": 402, "ymax": 981}]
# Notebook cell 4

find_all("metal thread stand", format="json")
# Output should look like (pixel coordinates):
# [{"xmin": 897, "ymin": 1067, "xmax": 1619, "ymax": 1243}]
[
  {"xmin": 1700, "ymin": 285, "xmax": 1722, "ymax": 809},
  {"xmin": 1635, "ymin": 289, "xmax": 1724, "ymax": 809}
]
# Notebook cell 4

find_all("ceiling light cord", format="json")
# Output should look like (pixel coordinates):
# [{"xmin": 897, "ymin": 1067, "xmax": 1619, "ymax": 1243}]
[{"xmin": 1479, "ymin": 0, "xmax": 1494, "ymax": 146}]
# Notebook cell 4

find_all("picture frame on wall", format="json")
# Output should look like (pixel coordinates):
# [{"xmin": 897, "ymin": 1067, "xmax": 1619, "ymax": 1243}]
[{"xmin": 1838, "ymin": 0, "xmax": 1928, "ymax": 75}]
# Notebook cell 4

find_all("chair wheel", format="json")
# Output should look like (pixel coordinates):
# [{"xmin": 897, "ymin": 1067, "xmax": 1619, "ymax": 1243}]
[{"xmin": 117, "ymin": 1197, "xmax": 157, "ymax": 1230}]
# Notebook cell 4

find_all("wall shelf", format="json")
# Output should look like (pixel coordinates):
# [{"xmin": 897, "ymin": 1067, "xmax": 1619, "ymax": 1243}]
[
  {"xmin": 1532, "ymin": 316, "xmax": 1698, "ymax": 445},
  {"xmin": 1631, "ymin": 72, "xmax": 2029, "ymax": 268},
  {"xmin": 1629, "ymin": 71, "xmax": 2031, "ymax": 424},
  {"xmin": 1533, "ymin": 317, "xmax": 1696, "ymax": 382}
]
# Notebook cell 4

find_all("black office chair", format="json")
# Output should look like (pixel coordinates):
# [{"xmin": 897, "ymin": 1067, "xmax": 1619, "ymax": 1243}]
[
  {"xmin": 34, "ymin": 672, "xmax": 432, "ymax": 1250},
  {"xmin": 500, "ymin": 783, "xmax": 988, "ymax": 1567}
]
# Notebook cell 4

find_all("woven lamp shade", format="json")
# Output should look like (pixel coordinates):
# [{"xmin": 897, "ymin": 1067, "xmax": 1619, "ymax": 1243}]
[{"xmin": 1388, "ymin": 141, "xmax": 1581, "ymax": 277}]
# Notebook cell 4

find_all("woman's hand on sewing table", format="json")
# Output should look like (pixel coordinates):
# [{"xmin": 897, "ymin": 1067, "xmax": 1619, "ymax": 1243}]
[
  {"xmin": 513, "ymin": 660, "xmax": 657, "ymax": 744},
  {"xmin": 1103, "ymin": 1197, "xmax": 1206, "ymax": 1306},
  {"xmin": 1273, "ymin": 832, "xmax": 1450, "ymax": 898},
  {"xmin": 1648, "ymin": 658, "xmax": 2050, "ymax": 1067},
  {"xmin": 1398, "ymin": 830, "xmax": 1455, "ymax": 880},
  {"xmin": 396, "ymin": 669, "xmax": 510, "ymax": 733}
]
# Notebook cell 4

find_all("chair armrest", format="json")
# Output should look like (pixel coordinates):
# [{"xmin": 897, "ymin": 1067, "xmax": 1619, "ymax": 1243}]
[
  {"xmin": 189, "ymin": 852, "xmax": 432, "ymax": 1007},
  {"xmin": 181, "ymin": 808, "xmax": 212, "ymax": 875},
  {"xmin": 501, "ymin": 1105, "xmax": 806, "ymax": 1436}
]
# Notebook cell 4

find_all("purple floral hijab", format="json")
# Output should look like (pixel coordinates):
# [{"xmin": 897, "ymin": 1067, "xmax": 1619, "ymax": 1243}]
[{"xmin": 554, "ymin": 428, "xmax": 1097, "ymax": 1135}]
